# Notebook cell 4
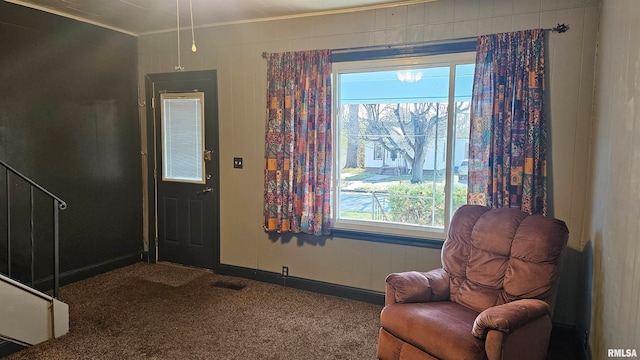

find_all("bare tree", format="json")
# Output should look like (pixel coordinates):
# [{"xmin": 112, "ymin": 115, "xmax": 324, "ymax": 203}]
[
  {"xmin": 362, "ymin": 104, "xmax": 404, "ymax": 153},
  {"xmin": 454, "ymin": 102, "xmax": 471, "ymax": 139},
  {"xmin": 343, "ymin": 104, "xmax": 360, "ymax": 168},
  {"xmin": 359, "ymin": 103, "xmax": 445, "ymax": 183},
  {"xmin": 360, "ymin": 102, "xmax": 472, "ymax": 183}
]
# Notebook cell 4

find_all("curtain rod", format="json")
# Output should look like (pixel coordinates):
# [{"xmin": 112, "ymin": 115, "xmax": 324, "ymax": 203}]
[
  {"xmin": 261, "ymin": 23, "xmax": 569, "ymax": 59},
  {"xmin": 548, "ymin": 23, "xmax": 569, "ymax": 33}
]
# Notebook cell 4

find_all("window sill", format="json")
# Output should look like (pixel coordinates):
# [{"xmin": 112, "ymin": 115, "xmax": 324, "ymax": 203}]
[{"xmin": 330, "ymin": 228, "xmax": 444, "ymax": 249}]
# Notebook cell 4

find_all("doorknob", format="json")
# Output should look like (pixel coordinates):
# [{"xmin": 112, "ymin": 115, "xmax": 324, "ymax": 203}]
[{"xmin": 197, "ymin": 187, "xmax": 213, "ymax": 195}]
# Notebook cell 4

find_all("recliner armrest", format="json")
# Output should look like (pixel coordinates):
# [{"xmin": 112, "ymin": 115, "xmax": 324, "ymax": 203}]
[
  {"xmin": 385, "ymin": 268, "xmax": 450, "ymax": 305},
  {"xmin": 472, "ymin": 299, "xmax": 550, "ymax": 339}
]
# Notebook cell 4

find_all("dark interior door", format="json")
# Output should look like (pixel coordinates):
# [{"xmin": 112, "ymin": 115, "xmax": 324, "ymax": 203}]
[{"xmin": 146, "ymin": 71, "xmax": 219, "ymax": 269}]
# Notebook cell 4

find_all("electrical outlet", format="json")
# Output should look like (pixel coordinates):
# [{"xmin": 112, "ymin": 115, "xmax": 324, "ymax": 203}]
[
  {"xmin": 233, "ymin": 157, "xmax": 243, "ymax": 169},
  {"xmin": 282, "ymin": 266, "xmax": 289, "ymax": 277}
]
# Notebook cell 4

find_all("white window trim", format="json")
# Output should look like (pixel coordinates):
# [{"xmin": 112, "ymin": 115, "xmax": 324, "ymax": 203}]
[{"xmin": 331, "ymin": 52, "xmax": 475, "ymax": 241}]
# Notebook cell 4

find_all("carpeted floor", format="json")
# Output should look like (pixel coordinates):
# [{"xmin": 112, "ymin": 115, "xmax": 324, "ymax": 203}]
[
  {"xmin": 5, "ymin": 262, "xmax": 579, "ymax": 360},
  {"xmin": 5, "ymin": 262, "xmax": 382, "ymax": 360}
]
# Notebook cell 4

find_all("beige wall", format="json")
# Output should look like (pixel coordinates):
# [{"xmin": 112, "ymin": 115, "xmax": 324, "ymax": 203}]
[
  {"xmin": 587, "ymin": 0, "xmax": 640, "ymax": 356},
  {"xmin": 138, "ymin": 0, "xmax": 599, "ymax": 326}
]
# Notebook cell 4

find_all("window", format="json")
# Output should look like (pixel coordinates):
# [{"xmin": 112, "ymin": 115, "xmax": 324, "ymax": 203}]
[
  {"xmin": 332, "ymin": 53, "xmax": 475, "ymax": 240},
  {"xmin": 373, "ymin": 143, "xmax": 384, "ymax": 160},
  {"xmin": 161, "ymin": 92, "xmax": 206, "ymax": 184}
]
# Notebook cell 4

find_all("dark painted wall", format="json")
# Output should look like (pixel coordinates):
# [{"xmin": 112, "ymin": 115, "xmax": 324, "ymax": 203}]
[{"xmin": 0, "ymin": 2, "xmax": 142, "ymax": 284}]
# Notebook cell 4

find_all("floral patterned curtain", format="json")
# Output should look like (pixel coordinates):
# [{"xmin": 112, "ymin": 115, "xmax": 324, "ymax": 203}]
[
  {"xmin": 263, "ymin": 50, "xmax": 332, "ymax": 235},
  {"xmin": 468, "ymin": 29, "xmax": 548, "ymax": 215}
]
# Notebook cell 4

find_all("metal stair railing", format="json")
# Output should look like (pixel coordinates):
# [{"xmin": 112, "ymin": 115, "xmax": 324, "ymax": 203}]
[
  {"xmin": 372, "ymin": 192, "xmax": 388, "ymax": 221},
  {"xmin": 1, "ymin": 160, "xmax": 66, "ymax": 299}
]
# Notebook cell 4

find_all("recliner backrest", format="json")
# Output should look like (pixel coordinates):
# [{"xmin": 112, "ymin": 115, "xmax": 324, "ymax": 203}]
[{"xmin": 441, "ymin": 205, "xmax": 569, "ymax": 314}]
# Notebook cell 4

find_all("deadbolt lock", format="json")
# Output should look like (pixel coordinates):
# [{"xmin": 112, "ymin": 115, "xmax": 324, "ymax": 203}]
[{"xmin": 204, "ymin": 150, "xmax": 213, "ymax": 161}]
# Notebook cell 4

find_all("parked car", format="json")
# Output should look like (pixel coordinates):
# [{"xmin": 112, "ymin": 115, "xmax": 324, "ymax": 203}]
[{"xmin": 458, "ymin": 159, "xmax": 468, "ymax": 180}]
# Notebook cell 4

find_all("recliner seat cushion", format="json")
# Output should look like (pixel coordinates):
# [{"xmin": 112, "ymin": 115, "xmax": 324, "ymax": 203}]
[{"xmin": 380, "ymin": 301, "xmax": 485, "ymax": 360}]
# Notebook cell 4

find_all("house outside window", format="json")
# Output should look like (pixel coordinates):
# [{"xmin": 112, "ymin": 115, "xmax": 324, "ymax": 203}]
[{"xmin": 332, "ymin": 53, "xmax": 475, "ymax": 240}]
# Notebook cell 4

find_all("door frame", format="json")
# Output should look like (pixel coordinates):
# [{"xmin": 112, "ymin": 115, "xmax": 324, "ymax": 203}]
[{"xmin": 144, "ymin": 70, "xmax": 220, "ymax": 269}]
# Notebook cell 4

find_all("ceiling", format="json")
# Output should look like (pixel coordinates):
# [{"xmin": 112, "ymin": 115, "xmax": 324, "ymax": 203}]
[{"xmin": 5, "ymin": 0, "xmax": 430, "ymax": 36}]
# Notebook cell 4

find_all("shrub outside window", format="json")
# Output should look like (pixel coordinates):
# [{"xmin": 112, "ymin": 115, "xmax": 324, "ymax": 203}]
[{"xmin": 332, "ymin": 53, "xmax": 475, "ymax": 240}]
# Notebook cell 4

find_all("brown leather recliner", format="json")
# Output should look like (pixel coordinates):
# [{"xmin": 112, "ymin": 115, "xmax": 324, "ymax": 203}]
[{"xmin": 377, "ymin": 205, "xmax": 569, "ymax": 360}]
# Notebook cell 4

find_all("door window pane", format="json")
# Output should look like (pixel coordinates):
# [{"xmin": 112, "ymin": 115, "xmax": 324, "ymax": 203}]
[{"xmin": 161, "ymin": 92, "xmax": 205, "ymax": 184}]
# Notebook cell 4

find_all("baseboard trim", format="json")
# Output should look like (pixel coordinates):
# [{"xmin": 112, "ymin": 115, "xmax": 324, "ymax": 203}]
[
  {"xmin": 215, "ymin": 264, "xmax": 385, "ymax": 305},
  {"xmin": 550, "ymin": 323, "xmax": 587, "ymax": 360},
  {"xmin": 0, "ymin": 340, "xmax": 25, "ymax": 358},
  {"xmin": 33, "ymin": 252, "xmax": 142, "ymax": 293}
]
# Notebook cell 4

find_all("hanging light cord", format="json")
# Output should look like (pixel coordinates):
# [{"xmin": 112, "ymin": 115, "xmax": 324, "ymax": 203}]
[
  {"xmin": 175, "ymin": 0, "xmax": 196, "ymax": 70},
  {"xmin": 190, "ymin": 0, "xmax": 197, "ymax": 52},
  {"xmin": 175, "ymin": 0, "xmax": 183, "ymax": 70}
]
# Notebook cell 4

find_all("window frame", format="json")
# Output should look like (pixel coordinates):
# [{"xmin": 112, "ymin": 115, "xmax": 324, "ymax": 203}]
[{"xmin": 331, "ymin": 50, "xmax": 476, "ymax": 246}]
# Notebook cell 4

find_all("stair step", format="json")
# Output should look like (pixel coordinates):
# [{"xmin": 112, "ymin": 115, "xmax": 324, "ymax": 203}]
[{"xmin": 0, "ymin": 274, "xmax": 69, "ymax": 348}]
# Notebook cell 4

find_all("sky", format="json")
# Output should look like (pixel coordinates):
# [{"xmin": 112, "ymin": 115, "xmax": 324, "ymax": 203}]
[{"xmin": 339, "ymin": 63, "xmax": 475, "ymax": 104}]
